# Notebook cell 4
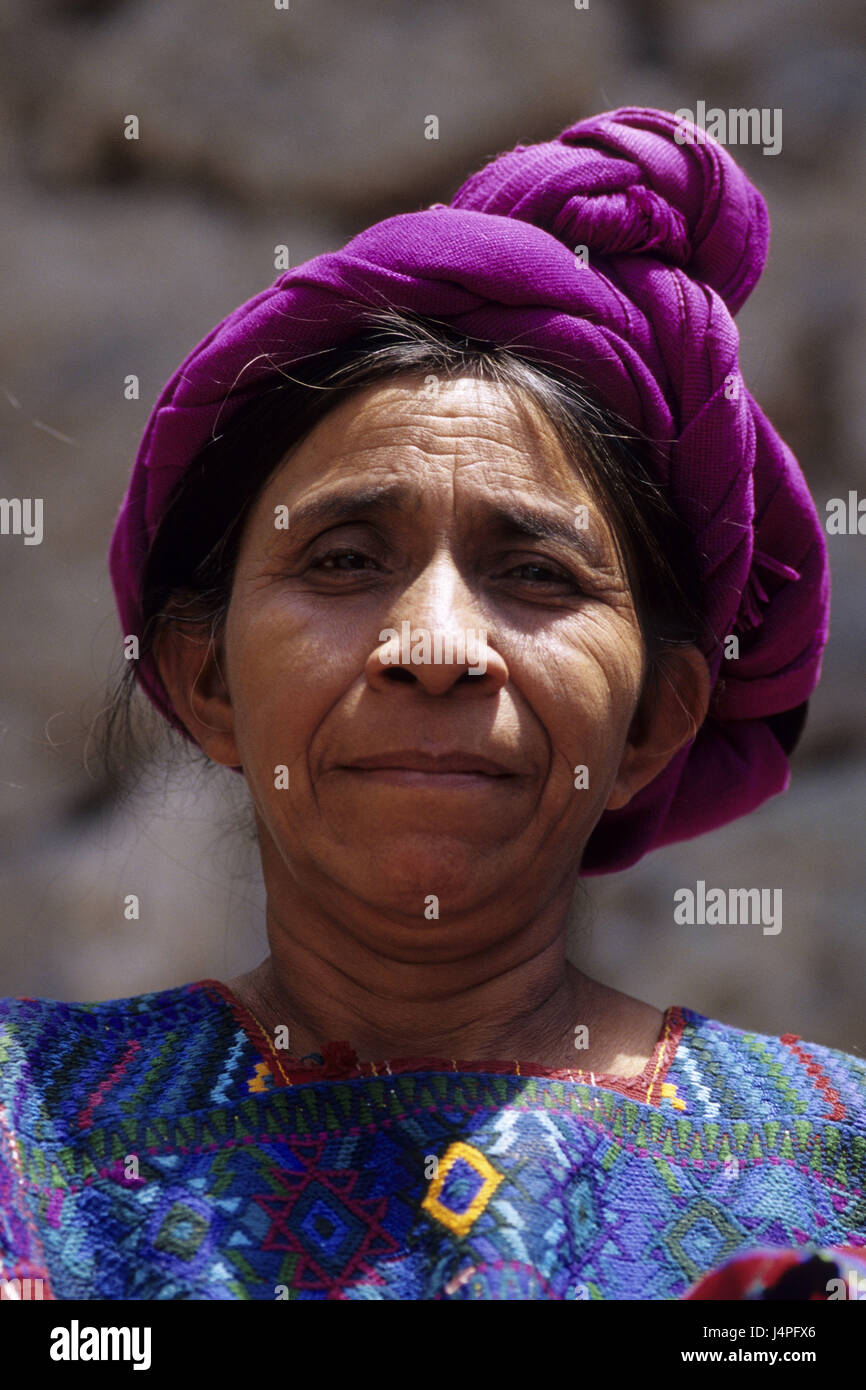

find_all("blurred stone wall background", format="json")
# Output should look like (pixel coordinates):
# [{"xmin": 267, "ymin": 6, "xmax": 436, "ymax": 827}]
[{"xmin": 1, "ymin": 0, "xmax": 863, "ymax": 1055}]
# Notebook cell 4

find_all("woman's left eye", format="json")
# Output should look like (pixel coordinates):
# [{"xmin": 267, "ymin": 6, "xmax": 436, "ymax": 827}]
[{"xmin": 507, "ymin": 561, "xmax": 575, "ymax": 586}]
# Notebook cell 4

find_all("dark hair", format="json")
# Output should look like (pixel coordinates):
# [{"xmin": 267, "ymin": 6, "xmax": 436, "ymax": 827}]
[{"xmin": 96, "ymin": 306, "xmax": 706, "ymax": 790}]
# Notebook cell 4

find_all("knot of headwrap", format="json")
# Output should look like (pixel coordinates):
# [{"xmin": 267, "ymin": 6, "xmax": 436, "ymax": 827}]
[
  {"xmin": 552, "ymin": 183, "xmax": 691, "ymax": 263},
  {"xmin": 108, "ymin": 106, "xmax": 830, "ymax": 874}
]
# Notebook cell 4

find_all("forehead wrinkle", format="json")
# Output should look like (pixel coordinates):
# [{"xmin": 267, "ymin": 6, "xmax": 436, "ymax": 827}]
[
  {"xmin": 261, "ymin": 380, "xmax": 609, "ymax": 555},
  {"xmin": 326, "ymin": 426, "xmax": 575, "ymax": 498},
  {"xmin": 289, "ymin": 374, "xmax": 580, "ymax": 494},
  {"xmin": 334, "ymin": 423, "xmax": 538, "ymax": 473},
  {"xmin": 337, "ymin": 375, "xmax": 562, "ymax": 451}
]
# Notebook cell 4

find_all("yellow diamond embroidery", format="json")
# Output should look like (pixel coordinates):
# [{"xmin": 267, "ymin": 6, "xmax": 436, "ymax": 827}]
[{"xmin": 422, "ymin": 1141, "xmax": 504, "ymax": 1237}]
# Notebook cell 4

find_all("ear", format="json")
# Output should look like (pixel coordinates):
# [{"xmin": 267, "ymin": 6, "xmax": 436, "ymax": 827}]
[
  {"xmin": 154, "ymin": 614, "xmax": 241, "ymax": 768},
  {"xmin": 605, "ymin": 646, "xmax": 711, "ymax": 811}
]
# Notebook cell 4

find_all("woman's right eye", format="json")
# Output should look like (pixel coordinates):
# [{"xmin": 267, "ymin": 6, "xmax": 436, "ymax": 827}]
[{"xmin": 309, "ymin": 548, "xmax": 379, "ymax": 573}]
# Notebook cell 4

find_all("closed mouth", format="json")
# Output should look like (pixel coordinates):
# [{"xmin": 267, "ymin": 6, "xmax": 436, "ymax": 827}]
[{"xmin": 345, "ymin": 751, "xmax": 513, "ymax": 776}]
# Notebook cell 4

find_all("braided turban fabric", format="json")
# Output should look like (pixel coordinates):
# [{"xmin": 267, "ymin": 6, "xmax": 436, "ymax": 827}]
[{"xmin": 108, "ymin": 106, "xmax": 830, "ymax": 874}]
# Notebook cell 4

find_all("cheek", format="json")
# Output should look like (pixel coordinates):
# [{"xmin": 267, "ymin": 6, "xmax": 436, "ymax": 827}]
[
  {"xmin": 538, "ymin": 611, "xmax": 644, "ymax": 759},
  {"xmin": 224, "ymin": 594, "xmax": 359, "ymax": 748},
  {"xmin": 547, "ymin": 605, "xmax": 643, "ymax": 704}
]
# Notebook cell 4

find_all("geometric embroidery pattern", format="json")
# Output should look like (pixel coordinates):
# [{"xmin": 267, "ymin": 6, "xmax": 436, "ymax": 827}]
[
  {"xmin": 421, "ymin": 1141, "xmax": 504, "ymax": 1237},
  {"xmin": 1, "ymin": 980, "xmax": 865, "ymax": 1300},
  {"xmin": 253, "ymin": 1138, "xmax": 402, "ymax": 1289}
]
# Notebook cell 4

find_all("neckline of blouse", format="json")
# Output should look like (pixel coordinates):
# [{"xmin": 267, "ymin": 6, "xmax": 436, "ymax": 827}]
[{"xmin": 200, "ymin": 978, "xmax": 688, "ymax": 1105}]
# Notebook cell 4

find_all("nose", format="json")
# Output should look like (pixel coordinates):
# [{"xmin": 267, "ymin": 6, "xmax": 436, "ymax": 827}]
[{"xmin": 364, "ymin": 551, "xmax": 508, "ymax": 697}]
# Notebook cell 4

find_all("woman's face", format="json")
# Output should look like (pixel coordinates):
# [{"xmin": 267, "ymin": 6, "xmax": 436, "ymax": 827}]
[{"xmin": 187, "ymin": 373, "xmax": 679, "ymax": 927}]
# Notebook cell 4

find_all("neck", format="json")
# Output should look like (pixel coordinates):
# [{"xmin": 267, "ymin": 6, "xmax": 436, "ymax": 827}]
[{"xmin": 227, "ymin": 894, "xmax": 663, "ymax": 1075}]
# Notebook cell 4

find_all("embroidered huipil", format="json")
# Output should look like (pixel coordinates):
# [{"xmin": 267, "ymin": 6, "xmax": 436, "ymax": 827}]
[{"xmin": 1, "ymin": 981, "xmax": 864, "ymax": 1300}]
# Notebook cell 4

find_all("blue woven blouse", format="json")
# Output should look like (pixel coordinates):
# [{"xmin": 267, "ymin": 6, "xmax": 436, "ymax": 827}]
[{"xmin": 1, "ymin": 980, "xmax": 864, "ymax": 1299}]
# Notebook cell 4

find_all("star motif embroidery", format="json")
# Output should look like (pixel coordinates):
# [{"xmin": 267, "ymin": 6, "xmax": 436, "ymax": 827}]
[{"xmin": 254, "ymin": 1140, "xmax": 401, "ymax": 1290}]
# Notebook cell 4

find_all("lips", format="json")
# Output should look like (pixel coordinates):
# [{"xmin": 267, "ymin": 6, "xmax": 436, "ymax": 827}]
[{"xmin": 345, "ymin": 750, "xmax": 513, "ymax": 776}]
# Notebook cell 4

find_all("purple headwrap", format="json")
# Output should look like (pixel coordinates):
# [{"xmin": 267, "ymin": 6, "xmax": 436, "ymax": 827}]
[{"xmin": 108, "ymin": 106, "xmax": 830, "ymax": 874}]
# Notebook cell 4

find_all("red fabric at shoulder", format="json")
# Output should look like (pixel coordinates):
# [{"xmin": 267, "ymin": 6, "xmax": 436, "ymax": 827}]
[{"xmin": 683, "ymin": 1244, "xmax": 866, "ymax": 1300}]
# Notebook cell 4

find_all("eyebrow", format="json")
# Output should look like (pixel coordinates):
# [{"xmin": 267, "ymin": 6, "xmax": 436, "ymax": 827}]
[{"xmin": 282, "ymin": 483, "xmax": 606, "ymax": 565}]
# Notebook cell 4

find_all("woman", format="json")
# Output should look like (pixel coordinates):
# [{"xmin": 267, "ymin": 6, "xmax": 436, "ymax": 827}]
[{"xmin": 1, "ymin": 106, "xmax": 864, "ymax": 1302}]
